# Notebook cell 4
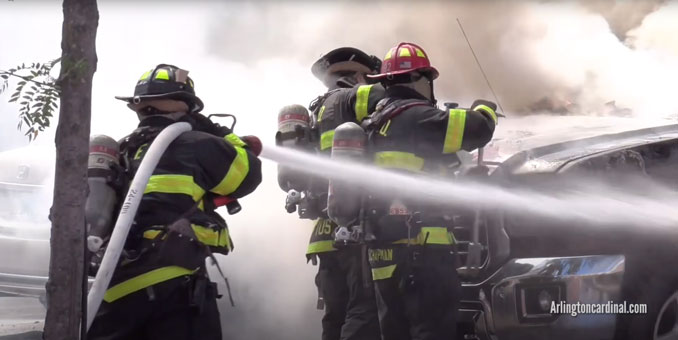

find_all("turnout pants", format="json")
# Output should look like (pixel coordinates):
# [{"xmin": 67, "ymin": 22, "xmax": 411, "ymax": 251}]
[
  {"xmin": 316, "ymin": 248, "xmax": 381, "ymax": 340},
  {"xmin": 370, "ymin": 246, "xmax": 460, "ymax": 340},
  {"xmin": 88, "ymin": 274, "xmax": 222, "ymax": 340}
]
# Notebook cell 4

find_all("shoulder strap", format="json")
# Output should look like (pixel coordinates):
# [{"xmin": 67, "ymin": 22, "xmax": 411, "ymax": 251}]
[
  {"xmin": 119, "ymin": 126, "xmax": 163, "ymax": 157},
  {"xmin": 308, "ymin": 89, "xmax": 341, "ymax": 117},
  {"xmin": 116, "ymin": 125, "xmax": 162, "ymax": 178},
  {"xmin": 362, "ymin": 98, "xmax": 431, "ymax": 132}
]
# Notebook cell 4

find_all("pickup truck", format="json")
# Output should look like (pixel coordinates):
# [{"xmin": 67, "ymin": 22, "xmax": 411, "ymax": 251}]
[{"xmin": 455, "ymin": 115, "xmax": 678, "ymax": 340}]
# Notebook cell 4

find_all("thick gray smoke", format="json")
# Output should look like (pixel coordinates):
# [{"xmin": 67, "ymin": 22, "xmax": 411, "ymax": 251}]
[
  {"xmin": 207, "ymin": 0, "xmax": 678, "ymax": 118},
  {"xmin": 581, "ymin": 0, "xmax": 668, "ymax": 41},
  {"xmin": 200, "ymin": 2, "xmax": 678, "ymax": 339},
  {"xmin": 207, "ymin": 161, "xmax": 321, "ymax": 339}
]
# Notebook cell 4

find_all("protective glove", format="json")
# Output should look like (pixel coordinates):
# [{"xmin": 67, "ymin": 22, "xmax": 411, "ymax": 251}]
[
  {"xmin": 471, "ymin": 99, "xmax": 500, "ymax": 123},
  {"xmin": 240, "ymin": 135, "xmax": 262, "ymax": 156}
]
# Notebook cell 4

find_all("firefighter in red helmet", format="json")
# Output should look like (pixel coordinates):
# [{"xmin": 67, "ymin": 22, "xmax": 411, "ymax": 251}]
[{"xmin": 362, "ymin": 42, "xmax": 498, "ymax": 340}]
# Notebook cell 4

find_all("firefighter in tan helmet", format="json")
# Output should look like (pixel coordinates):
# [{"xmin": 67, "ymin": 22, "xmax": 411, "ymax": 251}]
[{"xmin": 277, "ymin": 47, "xmax": 385, "ymax": 340}]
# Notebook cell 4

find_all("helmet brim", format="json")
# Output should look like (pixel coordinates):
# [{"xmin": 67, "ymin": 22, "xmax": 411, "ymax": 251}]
[
  {"xmin": 115, "ymin": 91, "xmax": 204, "ymax": 113},
  {"xmin": 311, "ymin": 47, "xmax": 379, "ymax": 81},
  {"xmin": 367, "ymin": 66, "xmax": 439, "ymax": 81}
]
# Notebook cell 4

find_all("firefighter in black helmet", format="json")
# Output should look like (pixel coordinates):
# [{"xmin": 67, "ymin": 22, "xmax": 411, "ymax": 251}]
[
  {"xmin": 286, "ymin": 47, "xmax": 385, "ymax": 340},
  {"xmin": 88, "ymin": 64, "xmax": 263, "ymax": 340}
]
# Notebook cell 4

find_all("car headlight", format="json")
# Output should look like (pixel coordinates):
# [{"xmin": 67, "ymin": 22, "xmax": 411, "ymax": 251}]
[
  {"xmin": 517, "ymin": 283, "xmax": 563, "ymax": 322},
  {"xmin": 538, "ymin": 289, "xmax": 554, "ymax": 312}
]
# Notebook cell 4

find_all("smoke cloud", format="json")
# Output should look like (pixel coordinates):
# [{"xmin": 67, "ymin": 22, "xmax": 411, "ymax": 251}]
[
  {"xmin": 580, "ymin": 0, "xmax": 668, "ymax": 41},
  {"xmin": 207, "ymin": 0, "xmax": 678, "ymax": 118},
  {"xmin": 202, "ymin": 3, "xmax": 678, "ymax": 336},
  {"xmin": 2, "ymin": 1, "xmax": 678, "ymax": 339}
]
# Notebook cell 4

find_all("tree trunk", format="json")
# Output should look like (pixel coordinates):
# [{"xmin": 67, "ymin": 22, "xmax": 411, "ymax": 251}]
[{"xmin": 44, "ymin": 0, "xmax": 98, "ymax": 339}]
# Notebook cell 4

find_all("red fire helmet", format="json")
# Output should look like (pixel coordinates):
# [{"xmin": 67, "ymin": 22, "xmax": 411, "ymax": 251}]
[{"xmin": 367, "ymin": 42, "xmax": 439, "ymax": 80}]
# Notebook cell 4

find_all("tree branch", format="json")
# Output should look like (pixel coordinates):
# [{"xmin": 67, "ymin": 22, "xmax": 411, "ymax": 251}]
[{"xmin": 0, "ymin": 70, "xmax": 57, "ymax": 88}]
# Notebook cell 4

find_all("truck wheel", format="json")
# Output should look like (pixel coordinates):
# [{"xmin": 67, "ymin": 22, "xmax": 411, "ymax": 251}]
[
  {"xmin": 653, "ymin": 290, "xmax": 678, "ymax": 340},
  {"xmin": 621, "ymin": 276, "xmax": 678, "ymax": 340}
]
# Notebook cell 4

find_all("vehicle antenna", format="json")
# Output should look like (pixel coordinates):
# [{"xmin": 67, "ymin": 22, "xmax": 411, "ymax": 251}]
[{"xmin": 456, "ymin": 18, "xmax": 507, "ymax": 116}]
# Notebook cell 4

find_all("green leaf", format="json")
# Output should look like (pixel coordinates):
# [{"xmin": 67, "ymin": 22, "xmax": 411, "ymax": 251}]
[
  {"xmin": 0, "ymin": 74, "xmax": 7, "ymax": 80},
  {"xmin": 8, "ymin": 97, "xmax": 18, "ymax": 103}
]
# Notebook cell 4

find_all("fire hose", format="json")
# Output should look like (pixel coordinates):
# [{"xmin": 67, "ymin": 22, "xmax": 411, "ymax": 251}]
[{"xmin": 86, "ymin": 122, "xmax": 192, "ymax": 330}]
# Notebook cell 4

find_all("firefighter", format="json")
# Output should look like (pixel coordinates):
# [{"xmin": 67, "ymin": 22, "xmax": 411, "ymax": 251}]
[
  {"xmin": 88, "ymin": 64, "xmax": 263, "ymax": 340},
  {"xmin": 363, "ymin": 42, "xmax": 498, "ymax": 340},
  {"xmin": 302, "ymin": 47, "xmax": 385, "ymax": 340}
]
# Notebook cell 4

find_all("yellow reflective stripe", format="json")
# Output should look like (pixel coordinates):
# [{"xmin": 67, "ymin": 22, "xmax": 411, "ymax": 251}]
[
  {"xmin": 384, "ymin": 48, "xmax": 394, "ymax": 60},
  {"xmin": 443, "ymin": 109, "xmax": 467, "ymax": 154},
  {"xmin": 415, "ymin": 48, "xmax": 426, "ymax": 58},
  {"xmin": 104, "ymin": 266, "xmax": 198, "ymax": 303},
  {"xmin": 225, "ymin": 133, "xmax": 247, "ymax": 148},
  {"xmin": 355, "ymin": 85, "xmax": 373, "ymax": 122},
  {"xmin": 473, "ymin": 104, "xmax": 497, "ymax": 125},
  {"xmin": 155, "ymin": 69, "xmax": 170, "ymax": 80},
  {"xmin": 134, "ymin": 143, "xmax": 148, "ymax": 160},
  {"xmin": 393, "ymin": 227, "xmax": 455, "ymax": 245},
  {"xmin": 306, "ymin": 240, "xmax": 337, "ymax": 254},
  {"xmin": 374, "ymin": 151, "xmax": 424, "ymax": 172},
  {"xmin": 320, "ymin": 130, "xmax": 335, "ymax": 151},
  {"xmin": 139, "ymin": 70, "xmax": 152, "ymax": 81},
  {"xmin": 421, "ymin": 227, "xmax": 454, "ymax": 245},
  {"xmin": 143, "ymin": 229, "xmax": 162, "ymax": 239},
  {"xmin": 211, "ymin": 146, "xmax": 249, "ymax": 196},
  {"xmin": 399, "ymin": 48, "xmax": 411, "ymax": 57},
  {"xmin": 142, "ymin": 225, "xmax": 230, "ymax": 249},
  {"xmin": 191, "ymin": 224, "xmax": 231, "ymax": 249},
  {"xmin": 144, "ymin": 175, "xmax": 205, "ymax": 202},
  {"xmin": 372, "ymin": 264, "xmax": 397, "ymax": 280},
  {"xmin": 317, "ymin": 106, "xmax": 326, "ymax": 122},
  {"xmin": 379, "ymin": 120, "xmax": 391, "ymax": 136}
]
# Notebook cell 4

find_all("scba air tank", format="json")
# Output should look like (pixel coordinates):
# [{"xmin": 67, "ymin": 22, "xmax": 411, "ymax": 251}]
[
  {"xmin": 276, "ymin": 104, "xmax": 312, "ymax": 192},
  {"xmin": 327, "ymin": 122, "xmax": 367, "ymax": 228},
  {"xmin": 86, "ymin": 135, "xmax": 120, "ymax": 253}
]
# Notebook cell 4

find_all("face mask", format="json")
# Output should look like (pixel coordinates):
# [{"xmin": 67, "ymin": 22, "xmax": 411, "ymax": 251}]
[
  {"xmin": 411, "ymin": 76, "xmax": 433, "ymax": 100},
  {"xmin": 324, "ymin": 71, "xmax": 366, "ymax": 89}
]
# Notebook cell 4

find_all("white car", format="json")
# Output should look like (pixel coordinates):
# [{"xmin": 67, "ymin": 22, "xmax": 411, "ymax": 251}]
[{"xmin": 0, "ymin": 145, "xmax": 54, "ymax": 304}]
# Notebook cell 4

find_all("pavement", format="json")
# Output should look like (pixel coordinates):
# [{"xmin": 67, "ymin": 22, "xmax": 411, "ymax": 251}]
[{"xmin": 0, "ymin": 297, "xmax": 43, "ymax": 339}]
